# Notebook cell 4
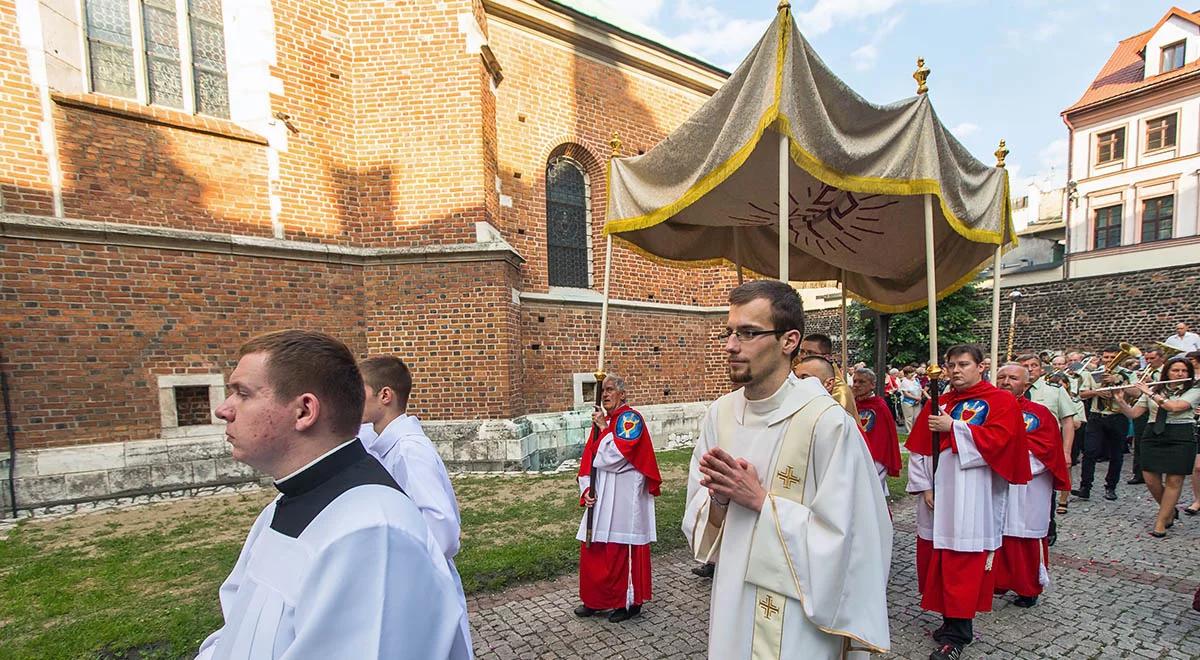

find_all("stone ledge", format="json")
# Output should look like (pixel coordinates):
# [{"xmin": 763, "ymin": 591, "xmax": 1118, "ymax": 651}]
[{"xmin": 4, "ymin": 402, "xmax": 710, "ymax": 512}]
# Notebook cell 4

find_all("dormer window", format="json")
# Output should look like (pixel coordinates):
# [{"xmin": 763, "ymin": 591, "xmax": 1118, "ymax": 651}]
[
  {"xmin": 1096, "ymin": 127, "xmax": 1125, "ymax": 165},
  {"xmin": 1161, "ymin": 40, "xmax": 1186, "ymax": 73}
]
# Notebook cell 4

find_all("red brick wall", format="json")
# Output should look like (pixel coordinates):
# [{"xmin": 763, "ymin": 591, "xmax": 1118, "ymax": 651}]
[
  {"xmin": 0, "ymin": 1, "xmax": 54, "ymax": 216},
  {"xmin": 363, "ymin": 259, "xmax": 522, "ymax": 419},
  {"xmin": 488, "ymin": 19, "xmax": 741, "ymax": 307},
  {"xmin": 519, "ymin": 302, "xmax": 729, "ymax": 414},
  {"xmin": 0, "ymin": 238, "xmax": 365, "ymax": 450},
  {"xmin": 54, "ymin": 102, "xmax": 273, "ymax": 235}
]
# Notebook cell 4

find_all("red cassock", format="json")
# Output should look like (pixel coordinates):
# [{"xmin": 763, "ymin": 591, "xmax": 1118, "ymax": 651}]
[
  {"xmin": 855, "ymin": 394, "xmax": 903, "ymax": 477},
  {"xmin": 992, "ymin": 398, "xmax": 1071, "ymax": 598},
  {"xmin": 905, "ymin": 380, "xmax": 1030, "ymax": 618},
  {"xmin": 577, "ymin": 404, "xmax": 661, "ymax": 609}
]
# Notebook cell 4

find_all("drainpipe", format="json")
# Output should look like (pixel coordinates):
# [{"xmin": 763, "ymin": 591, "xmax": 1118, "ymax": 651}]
[
  {"xmin": 1, "ymin": 347, "xmax": 16, "ymax": 518},
  {"xmin": 1061, "ymin": 113, "xmax": 1074, "ymax": 282}
]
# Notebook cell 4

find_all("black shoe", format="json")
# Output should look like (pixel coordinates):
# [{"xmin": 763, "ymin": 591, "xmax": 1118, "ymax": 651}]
[
  {"xmin": 1104, "ymin": 488, "xmax": 1118, "ymax": 501},
  {"xmin": 574, "ymin": 605, "xmax": 598, "ymax": 617},
  {"xmin": 1071, "ymin": 488, "xmax": 1090, "ymax": 500},
  {"xmin": 691, "ymin": 563, "xmax": 715, "ymax": 578},
  {"xmin": 608, "ymin": 604, "xmax": 641, "ymax": 623},
  {"xmin": 930, "ymin": 643, "xmax": 963, "ymax": 660},
  {"xmin": 1127, "ymin": 477, "xmax": 1145, "ymax": 485},
  {"xmin": 1014, "ymin": 595, "xmax": 1038, "ymax": 607}
]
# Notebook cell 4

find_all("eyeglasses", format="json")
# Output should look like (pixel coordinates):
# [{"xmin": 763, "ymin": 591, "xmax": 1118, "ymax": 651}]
[{"xmin": 718, "ymin": 328, "xmax": 785, "ymax": 342}]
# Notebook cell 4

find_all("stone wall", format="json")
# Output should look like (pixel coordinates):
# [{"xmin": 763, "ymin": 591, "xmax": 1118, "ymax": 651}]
[
  {"xmin": 975, "ymin": 263, "xmax": 1200, "ymax": 357},
  {"xmin": 1, "ymin": 400, "xmax": 708, "ymax": 514}
]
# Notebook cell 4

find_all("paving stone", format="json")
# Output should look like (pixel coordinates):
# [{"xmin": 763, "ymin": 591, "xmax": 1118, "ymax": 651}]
[{"xmin": 468, "ymin": 463, "xmax": 1200, "ymax": 658}]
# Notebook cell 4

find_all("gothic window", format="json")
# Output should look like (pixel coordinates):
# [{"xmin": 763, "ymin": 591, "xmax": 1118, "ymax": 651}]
[
  {"xmin": 546, "ymin": 158, "xmax": 590, "ymax": 288},
  {"xmin": 83, "ymin": 0, "xmax": 230, "ymax": 118}
]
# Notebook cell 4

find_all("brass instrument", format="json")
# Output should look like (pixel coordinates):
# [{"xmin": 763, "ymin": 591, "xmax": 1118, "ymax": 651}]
[
  {"xmin": 1098, "ymin": 342, "xmax": 1141, "ymax": 413},
  {"xmin": 1154, "ymin": 341, "xmax": 1186, "ymax": 359}
]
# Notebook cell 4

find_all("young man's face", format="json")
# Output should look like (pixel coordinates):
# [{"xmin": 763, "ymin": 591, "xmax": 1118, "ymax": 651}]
[
  {"xmin": 1146, "ymin": 351, "xmax": 1164, "ymax": 368},
  {"xmin": 945, "ymin": 352, "xmax": 983, "ymax": 391},
  {"xmin": 851, "ymin": 373, "xmax": 875, "ymax": 399},
  {"xmin": 725, "ymin": 298, "xmax": 795, "ymax": 387},
  {"xmin": 1020, "ymin": 357, "xmax": 1043, "ymax": 380},
  {"xmin": 216, "ymin": 352, "xmax": 294, "ymax": 475},
  {"xmin": 362, "ymin": 384, "xmax": 386, "ymax": 425}
]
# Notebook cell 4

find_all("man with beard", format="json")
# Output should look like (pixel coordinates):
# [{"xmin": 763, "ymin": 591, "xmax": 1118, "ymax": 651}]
[
  {"xmin": 683, "ymin": 280, "xmax": 891, "ymax": 659},
  {"xmin": 992, "ymin": 364, "xmax": 1071, "ymax": 608},
  {"xmin": 905, "ymin": 344, "xmax": 1030, "ymax": 660}
]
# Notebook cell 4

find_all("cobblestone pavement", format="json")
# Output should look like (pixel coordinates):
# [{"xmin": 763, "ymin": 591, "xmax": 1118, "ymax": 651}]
[{"xmin": 469, "ymin": 462, "xmax": 1200, "ymax": 659}]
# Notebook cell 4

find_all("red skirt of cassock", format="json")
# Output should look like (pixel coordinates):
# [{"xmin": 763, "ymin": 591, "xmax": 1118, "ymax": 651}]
[
  {"xmin": 917, "ymin": 539, "xmax": 994, "ymax": 618},
  {"xmin": 579, "ymin": 542, "xmax": 652, "ymax": 609},
  {"xmin": 992, "ymin": 536, "xmax": 1049, "ymax": 598}
]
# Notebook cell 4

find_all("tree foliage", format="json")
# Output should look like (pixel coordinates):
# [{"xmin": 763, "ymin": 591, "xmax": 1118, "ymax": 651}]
[{"xmin": 850, "ymin": 285, "xmax": 988, "ymax": 369}]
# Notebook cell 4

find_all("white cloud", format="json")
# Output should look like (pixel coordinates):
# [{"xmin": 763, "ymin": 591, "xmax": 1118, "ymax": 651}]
[
  {"xmin": 849, "ymin": 13, "xmax": 903, "ymax": 71},
  {"xmin": 794, "ymin": 0, "xmax": 905, "ymax": 36},
  {"xmin": 951, "ymin": 122, "xmax": 979, "ymax": 137}
]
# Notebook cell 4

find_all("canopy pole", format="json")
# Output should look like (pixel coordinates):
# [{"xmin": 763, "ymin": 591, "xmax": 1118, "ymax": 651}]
[
  {"xmin": 778, "ymin": 131, "xmax": 789, "ymax": 281},
  {"xmin": 733, "ymin": 227, "xmax": 745, "ymax": 285},
  {"xmin": 990, "ymin": 138, "xmax": 1009, "ymax": 372},
  {"xmin": 923, "ymin": 193, "xmax": 937, "ymax": 364},
  {"xmin": 597, "ymin": 235, "xmax": 613, "ymax": 372},
  {"xmin": 990, "ymin": 246, "xmax": 1001, "ymax": 372},
  {"xmin": 839, "ymin": 269, "xmax": 849, "ymax": 371}
]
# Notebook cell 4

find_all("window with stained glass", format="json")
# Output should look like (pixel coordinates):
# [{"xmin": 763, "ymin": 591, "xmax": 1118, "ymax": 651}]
[
  {"xmin": 83, "ymin": 0, "xmax": 228, "ymax": 118},
  {"xmin": 546, "ymin": 158, "xmax": 590, "ymax": 288},
  {"xmin": 1141, "ymin": 196, "xmax": 1173, "ymax": 243},
  {"xmin": 188, "ymin": 0, "xmax": 229, "ymax": 118},
  {"xmin": 85, "ymin": 0, "xmax": 137, "ymax": 98}
]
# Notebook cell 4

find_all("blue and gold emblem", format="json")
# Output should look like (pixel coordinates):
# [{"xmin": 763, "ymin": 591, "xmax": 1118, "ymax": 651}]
[
  {"xmin": 615, "ymin": 411, "xmax": 644, "ymax": 441},
  {"xmin": 1022, "ymin": 411, "xmax": 1040, "ymax": 432},
  {"xmin": 949, "ymin": 399, "xmax": 990, "ymax": 426},
  {"xmin": 859, "ymin": 409, "xmax": 876, "ymax": 432}
]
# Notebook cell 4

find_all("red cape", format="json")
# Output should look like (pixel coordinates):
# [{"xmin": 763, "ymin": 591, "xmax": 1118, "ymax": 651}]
[
  {"xmin": 904, "ymin": 380, "xmax": 1031, "ymax": 485},
  {"xmin": 577, "ymin": 404, "xmax": 662, "ymax": 498},
  {"xmin": 1018, "ymin": 397, "xmax": 1071, "ymax": 491},
  {"xmin": 855, "ymin": 395, "xmax": 902, "ymax": 477}
]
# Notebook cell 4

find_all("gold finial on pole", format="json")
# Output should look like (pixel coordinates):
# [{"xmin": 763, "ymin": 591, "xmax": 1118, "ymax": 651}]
[
  {"xmin": 777, "ymin": 0, "xmax": 790, "ymax": 10},
  {"xmin": 994, "ymin": 139, "xmax": 1009, "ymax": 168},
  {"xmin": 913, "ymin": 57, "xmax": 930, "ymax": 95},
  {"xmin": 610, "ymin": 133, "xmax": 622, "ymax": 158}
]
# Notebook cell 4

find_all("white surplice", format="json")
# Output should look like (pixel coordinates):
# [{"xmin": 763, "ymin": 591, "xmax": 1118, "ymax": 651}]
[
  {"xmin": 360, "ymin": 417, "xmax": 472, "ymax": 657},
  {"xmin": 197, "ymin": 442, "xmax": 467, "ymax": 659},
  {"xmin": 682, "ymin": 378, "xmax": 892, "ymax": 659},
  {"xmin": 576, "ymin": 424, "xmax": 657, "ymax": 545},
  {"xmin": 1003, "ymin": 456, "xmax": 1052, "ymax": 538},
  {"xmin": 906, "ymin": 418, "xmax": 1008, "ymax": 551}
]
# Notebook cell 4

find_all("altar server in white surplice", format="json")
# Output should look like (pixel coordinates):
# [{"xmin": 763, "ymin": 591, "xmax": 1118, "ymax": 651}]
[
  {"xmin": 682, "ymin": 281, "xmax": 892, "ymax": 660},
  {"xmin": 198, "ymin": 330, "xmax": 468, "ymax": 660},
  {"xmin": 360, "ymin": 355, "xmax": 472, "ymax": 657}
]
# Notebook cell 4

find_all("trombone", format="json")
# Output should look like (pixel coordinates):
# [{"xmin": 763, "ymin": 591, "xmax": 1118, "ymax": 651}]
[{"xmin": 1088, "ymin": 377, "xmax": 1192, "ymax": 393}]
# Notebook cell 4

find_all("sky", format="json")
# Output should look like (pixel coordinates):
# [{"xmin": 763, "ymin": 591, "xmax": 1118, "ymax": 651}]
[{"xmin": 560, "ymin": 0, "xmax": 1189, "ymax": 193}]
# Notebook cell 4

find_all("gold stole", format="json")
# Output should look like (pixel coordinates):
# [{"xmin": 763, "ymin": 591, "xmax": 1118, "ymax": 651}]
[{"xmin": 715, "ymin": 392, "xmax": 839, "ymax": 660}]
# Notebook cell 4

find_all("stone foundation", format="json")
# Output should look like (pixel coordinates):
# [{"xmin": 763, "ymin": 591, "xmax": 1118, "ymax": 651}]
[{"xmin": 1, "ymin": 401, "xmax": 709, "ymax": 515}]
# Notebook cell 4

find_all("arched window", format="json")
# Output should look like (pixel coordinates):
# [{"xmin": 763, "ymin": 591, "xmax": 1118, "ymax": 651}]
[{"xmin": 545, "ymin": 157, "xmax": 590, "ymax": 288}]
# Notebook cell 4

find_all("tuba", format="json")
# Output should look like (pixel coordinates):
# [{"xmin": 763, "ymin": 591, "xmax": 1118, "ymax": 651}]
[{"xmin": 1154, "ymin": 341, "xmax": 1186, "ymax": 359}]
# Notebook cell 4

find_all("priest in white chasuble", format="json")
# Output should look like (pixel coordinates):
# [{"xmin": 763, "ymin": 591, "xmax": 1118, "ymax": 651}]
[
  {"xmin": 905, "ymin": 345, "xmax": 1030, "ymax": 660},
  {"xmin": 683, "ymin": 281, "xmax": 893, "ymax": 660},
  {"xmin": 198, "ymin": 330, "xmax": 468, "ymax": 660}
]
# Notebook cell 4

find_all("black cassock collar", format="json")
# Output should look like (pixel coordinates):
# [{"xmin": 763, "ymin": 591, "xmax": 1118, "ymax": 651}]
[{"xmin": 271, "ymin": 439, "xmax": 404, "ymax": 538}]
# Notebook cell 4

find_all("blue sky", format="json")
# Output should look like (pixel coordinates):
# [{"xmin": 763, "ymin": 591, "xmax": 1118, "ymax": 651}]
[{"xmin": 562, "ymin": 0, "xmax": 1188, "ymax": 191}]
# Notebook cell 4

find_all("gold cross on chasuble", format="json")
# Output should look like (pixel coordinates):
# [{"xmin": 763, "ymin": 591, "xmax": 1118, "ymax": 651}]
[
  {"xmin": 776, "ymin": 465, "xmax": 801, "ymax": 489},
  {"xmin": 758, "ymin": 595, "xmax": 780, "ymax": 620}
]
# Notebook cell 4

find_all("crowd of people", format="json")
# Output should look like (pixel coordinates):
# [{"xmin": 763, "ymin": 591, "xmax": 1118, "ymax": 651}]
[{"xmin": 191, "ymin": 294, "xmax": 1198, "ymax": 660}]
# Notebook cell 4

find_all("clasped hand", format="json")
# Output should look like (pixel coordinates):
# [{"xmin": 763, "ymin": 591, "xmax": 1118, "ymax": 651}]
[{"xmin": 698, "ymin": 447, "xmax": 766, "ymax": 512}]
